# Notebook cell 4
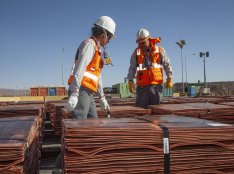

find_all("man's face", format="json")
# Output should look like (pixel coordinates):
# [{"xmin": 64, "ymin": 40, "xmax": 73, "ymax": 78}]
[
  {"xmin": 138, "ymin": 39, "xmax": 150, "ymax": 49},
  {"xmin": 100, "ymin": 33, "xmax": 112, "ymax": 46}
]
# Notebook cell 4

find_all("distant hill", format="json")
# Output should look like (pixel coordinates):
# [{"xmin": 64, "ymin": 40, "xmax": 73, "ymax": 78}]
[
  {"xmin": 0, "ymin": 88, "xmax": 29, "ymax": 97},
  {"xmin": 174, "ymin": 81, "xmax": 234, "ymax": 96}
]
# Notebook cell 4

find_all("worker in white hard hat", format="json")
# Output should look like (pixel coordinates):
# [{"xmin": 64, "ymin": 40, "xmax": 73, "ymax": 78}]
[
  {"xmin": 52, "ymin": 16, "xmax": 116, "ymax": 174},
  {"xmin": 127, "ymin": 28, "xmax": 173, "ymax": 109}
]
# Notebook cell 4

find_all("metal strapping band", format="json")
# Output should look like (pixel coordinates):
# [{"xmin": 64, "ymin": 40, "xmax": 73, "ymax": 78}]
[
  {"xmin": 136, "ymin": 117, "xmax": 170, "ymax": 174},
  {"xmin": 159, "ymin": 124, "xmax": 170, "ymax": 174}
]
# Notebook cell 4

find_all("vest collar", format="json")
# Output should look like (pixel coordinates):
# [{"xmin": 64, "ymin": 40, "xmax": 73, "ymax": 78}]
[{"xmin": 91, "ymin": 36, "xmax": 101, "ymax": 51}]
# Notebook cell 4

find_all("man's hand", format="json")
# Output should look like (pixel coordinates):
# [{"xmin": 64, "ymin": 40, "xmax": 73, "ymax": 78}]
[
  {"xmin": 66, "ymin": 92, "xmax": 78, "ymax": 111},
  {"xmin": 166, "ymin": 78, "xmax": 173, "ymax": 88},
  {"xmin": 100, "ymin": 96, "xmax": 110, "ymax": 111},
  {"xmin": 128, "ymin": 80, "xmax": 135, "ymax": 93}
]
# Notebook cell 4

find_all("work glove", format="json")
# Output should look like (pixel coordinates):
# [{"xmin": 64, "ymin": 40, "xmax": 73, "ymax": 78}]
[
  {"xmin": 100, "ymin": 96, "xmax": 110, "ymax": 111},
  {"xmin": 166, "ymin": 78, "xmax": 173, "ymax": 88},
  {"xmin": 128, "ymin": 80, "xmax": 135, "ymax": 93},
  {"xmin": 66, "ymin": 92, "xmax": 78, "ymax": 112}
]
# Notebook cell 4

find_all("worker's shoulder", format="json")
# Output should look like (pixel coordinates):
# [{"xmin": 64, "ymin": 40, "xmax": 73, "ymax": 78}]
[
  {"xmin": 79, "ymin": 38, "xmax": 96, "ymax": 50},
  {"xmin": 156, "ymin": 45, "xmax": 164, "ymax": 49},
  {"xmin": 157, "ymin": 45, "xmax": 167, "ymax": 53},
  {"xmin": 82, "ymin": 37, "xmax": 96, "ymax": 46}
]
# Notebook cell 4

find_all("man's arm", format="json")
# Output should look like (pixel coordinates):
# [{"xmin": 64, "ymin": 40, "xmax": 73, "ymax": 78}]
[
  {"xmin": 97, "ymin": 74, "xmax": 105, "ymax": 98},
  {"xmin": 127, "ymin": 51, "xmax": 137, "ymax": 80},
  {"xmin": 161, "ymin": 47, "xmax": 173, "ymax": 78}
]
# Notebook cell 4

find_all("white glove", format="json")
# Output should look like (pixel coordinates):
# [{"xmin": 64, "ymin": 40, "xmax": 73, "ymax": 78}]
[
  {"xmin": 66, "ymin": 92, "xmax": 78, "ymax": 112},
  {"xmin": 100, "ymin": 96, "xmax": 110, "ymax": 111}
]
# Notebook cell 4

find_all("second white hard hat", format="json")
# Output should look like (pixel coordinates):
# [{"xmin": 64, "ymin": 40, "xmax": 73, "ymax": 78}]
[
  {"xmin": 136, "ymin": 28, "xmax": 150, "ymax": 43},
  {"xmin": 94, "ymin": 16, "xmax": 116, "ymax": 38}
]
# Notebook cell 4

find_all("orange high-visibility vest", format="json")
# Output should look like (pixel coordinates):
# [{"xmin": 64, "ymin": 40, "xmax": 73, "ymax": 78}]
[
  {"xmin": 81, "ymin": 37, "xmax": 104, "ymax": 92},
  {"xmin": 136, "ymin": 46, "xmax": 163, "ymax": 86}
]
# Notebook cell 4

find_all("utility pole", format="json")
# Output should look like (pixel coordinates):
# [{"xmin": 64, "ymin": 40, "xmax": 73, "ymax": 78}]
[
  {"xmin": 185, "ymin": 55, "xmax": 188, "ymax": 87},
  {"xmin": 62, "ymin": 48, "xmax": 65, "ymax": 86},
  {"xmin": 176, "ymin": 40, "xmax": 186, "ymax": 93},
  {"xmin": 200, "ymin": 52, "xmax": 209, "ymax": 87},
  {"xmin": 16, "ymin": 86, "xmax": 18, "ymax": 97},
  {"xmin": 24, "ymin": 86, "xmax": 27, "ymax": 96}
]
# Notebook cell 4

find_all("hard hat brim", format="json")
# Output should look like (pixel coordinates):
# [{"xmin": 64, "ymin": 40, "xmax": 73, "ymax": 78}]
[
  {"xmin": 136, "ymin": 36, "xmax": 149, "ymax": 43},
  {"xmin": 111, "ymin": 34, "xmax": 117, "ymax": 39}
]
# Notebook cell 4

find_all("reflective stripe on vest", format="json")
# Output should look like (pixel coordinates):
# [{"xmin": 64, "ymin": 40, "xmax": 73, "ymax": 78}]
[
  {"xmin": 155, "ymin": 46, "xmax": 159, "ymax": 53},
  {"xmin": 137, "ymin": 48, "xmax": 141, "ymax": 56},
  {"xmin": 83, "ymin": 71, "xmax": 99, "ymax": 82},
  {"xmin": 152, "ymin": 63, "xmax": 163, "ymax": 68},
  {"xmin": 137, "ymin": 63, "xmax": 162, "ymax": 71},
  {"xmin": 137, "ymin": 64, "xmax": 147, "ymax": 71}
]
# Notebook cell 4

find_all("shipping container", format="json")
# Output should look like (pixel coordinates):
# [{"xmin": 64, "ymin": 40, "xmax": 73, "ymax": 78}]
[
  {"xmin": 48, "ymin": 87, "xmax": 56, "ymax": 96},
  {"xmin": 56, "ymin": 87, "xmax": 66, "ymax": 96},
  {"xmin": 38, "ymin": 87, "xmax": 48, "ymax": 96},
  {"xmin": 188, "ymin": 86, "xmax": 196, "ymax": 96},
  {"xmin": 30, "ymin": 87, "xmax": 39, "ymax": 96},
  {"xmin": 112, "ymin": 83, "xmax": 132, "ymax": 98},
  {"xmin": 163, "ymin": 86, "xmax": 173, "ymax": 97}
]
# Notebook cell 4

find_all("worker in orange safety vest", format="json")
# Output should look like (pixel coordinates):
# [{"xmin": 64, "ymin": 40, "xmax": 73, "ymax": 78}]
[
  {"xmin": 127, "ymin": 28, "xmax": 173, "ymax": 109},
  {"xmin": 66, "ymin": 16, "xmax": 116, "ymax": 117},
  {"xmin": 52, "ymin": 16, "xmax": 116, "ymax": 174}
]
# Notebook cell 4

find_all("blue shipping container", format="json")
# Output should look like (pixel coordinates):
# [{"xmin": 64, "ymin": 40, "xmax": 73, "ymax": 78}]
[
  {"xmin": 188, "ymin": 86, "xmax": 196, "ymax": 96},
  {"xmin": 48, "ymin": 88, "xmax": 56, "ymax": 96},
  {"xmin": 163, "ymin": 86, "xmax": 173, "ymax": 96}
]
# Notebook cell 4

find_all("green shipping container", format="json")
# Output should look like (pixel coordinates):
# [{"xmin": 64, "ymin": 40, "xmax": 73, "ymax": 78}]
[{"xmin": 112, "ymin": 83, "xmax": 133, "ymax": 98}]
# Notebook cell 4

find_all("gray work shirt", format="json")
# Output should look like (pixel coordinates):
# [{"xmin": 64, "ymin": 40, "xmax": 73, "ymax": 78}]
[
  {"xmin": 69, "ymin": 37, "xmax": 105, "ymax": 98},
  {"xmin": 127, "ymin": 46, "xmax": 173, "ymax": 81}
]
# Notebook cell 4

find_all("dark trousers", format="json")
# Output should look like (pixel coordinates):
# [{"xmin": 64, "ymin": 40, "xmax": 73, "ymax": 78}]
[{"xmin": 136, "ymin": 84, "xmax": 163, "ymax": 109}]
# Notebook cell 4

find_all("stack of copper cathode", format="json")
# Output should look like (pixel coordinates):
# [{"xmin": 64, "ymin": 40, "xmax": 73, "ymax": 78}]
[
  {"xmin": 0, "ymin": 104, "xmax": 44, "ymax": 118},
  {"xmin": 59, "ymin": 105, "xmax": 151, "ymax": 136},
  {"xmin": 61, "ymin": 105, "xmax": 151, "ymax": 119},
  {"xmin": 107, "ymin": 98, "xmax": 136, "ymax": 106},
  {"xmin": 0, "ymin": 104, "xmax": 45, "ymax": 150},
  {"xmin": 61, "ymin": 115, "xmax": 234, "ymax": 173},
  {"xmin": 47, "ymin": 102, "xmax": 149, "ymax": 136},
  {"xmin": 0, "ymin": 116, "xmax": 40, "ymax": 174},
  {"xmin": 62, "ymin": 118, "xmax": 164, "ymax": 174},
  {"xmin": 139, "ymin": 115, "xmax": 234, "ymax": 173},
  {"xmin": 149, "ymin": 102, "xmax": 234, "ymax": 124},
  {"xmin": 48, "ymin": 103, "xmax": 66, "ymax": 135},
  {"xmin": 161, "ymin": 96, "xmax": 234, "ymax": 104},
  {"xmin": 97, "ymin": 105, "xmax": 152, "ymax": 118}
]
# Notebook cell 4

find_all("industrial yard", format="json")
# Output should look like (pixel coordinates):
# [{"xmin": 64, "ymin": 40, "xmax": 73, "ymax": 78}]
[
  {"xmin": 0, "ymin": 95, "xmax": 234, "ymax": 173},
  {"xmin": 1, "ymin": 1, "xmax": 234, "ymax": 173}
]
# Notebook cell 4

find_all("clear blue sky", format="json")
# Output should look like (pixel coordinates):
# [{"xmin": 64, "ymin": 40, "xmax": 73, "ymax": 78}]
[{"xmin": 1, "ymin": 0, "xmax": 234, "ymax": 89}]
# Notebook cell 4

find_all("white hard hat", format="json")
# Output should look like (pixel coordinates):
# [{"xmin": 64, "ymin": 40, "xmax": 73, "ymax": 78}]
[
  {"xmin": 136, "ymin": 28, "xmax": 150, "ymax": 43},
  {"xmin": 94, "ymin": 16, "xmax": 116, "ymax": 38}
]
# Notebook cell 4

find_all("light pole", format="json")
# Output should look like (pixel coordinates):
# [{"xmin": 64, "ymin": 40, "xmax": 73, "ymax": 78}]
[
  {"xmin": 185, "ymin": 54, "xmax": 196, "ymax": 85},
  {"xmin": 199, "ymin": 51, "xmax": 209, "ymax": 87},
  {"xmin": 62, "ymin": 48, "xmax": 65, "ymax": 86},
  {"xmin": 176, "ymin": 40, "xmax": 186, "ymax": 93},
  {"xmin": 184, "ymin": 54, "xmax": 190, "ymax": 93},
  {"xmin": 185, "ymin": 55, "xmax": 188, "ymax": 86},
  {"xmin": 16, "ymin": 86, "xmax": 18, "ymax": 97}
]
